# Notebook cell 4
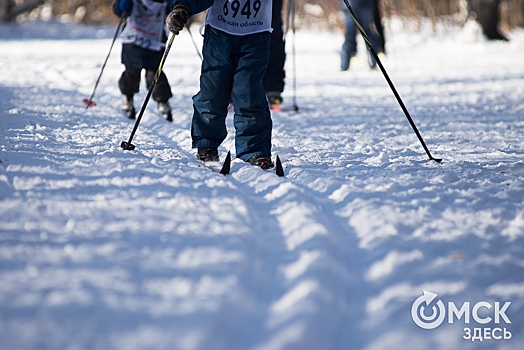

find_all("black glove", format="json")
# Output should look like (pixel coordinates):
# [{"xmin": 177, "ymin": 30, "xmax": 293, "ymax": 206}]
[{"xmin": 166, "ymin": 5, "xmax": 188, "ymax": 35}]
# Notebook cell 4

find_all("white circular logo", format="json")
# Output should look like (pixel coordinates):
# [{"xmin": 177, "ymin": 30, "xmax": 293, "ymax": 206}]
[{"xmin": 411, "ymin": 290, "xmax": 446, "ymax": 329}]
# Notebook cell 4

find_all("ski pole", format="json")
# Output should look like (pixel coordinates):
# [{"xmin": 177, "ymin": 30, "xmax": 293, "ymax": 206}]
[
  {"xmin": 83, "ymin": 12, "xmax": 126, "ymax": 109},
  {"xmin": 285, "ymin": 0, "xmax": 299, "ymax": 112},
  {"xmin": 342, "ymin": 0, "xmax": 442, "ymax": 163},
  {"xmin": 121, "ymin": 34, "xmax": 175, "ymax": 151}
]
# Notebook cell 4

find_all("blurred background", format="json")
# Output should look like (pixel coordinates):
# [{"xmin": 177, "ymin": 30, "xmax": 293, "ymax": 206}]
[{"xmin": 0, "ymin": 0, "xmax": 522, "ymax": 41}]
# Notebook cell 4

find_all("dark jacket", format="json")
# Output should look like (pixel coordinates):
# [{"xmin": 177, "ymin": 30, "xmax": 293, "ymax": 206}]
[{"xmin": 169, "ymin": 0, "xmax": 214, "ymax": 17}]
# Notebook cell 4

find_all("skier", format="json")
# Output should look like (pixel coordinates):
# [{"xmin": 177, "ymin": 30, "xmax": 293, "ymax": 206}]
[
  {"xmin": 166, "ymin": 0, "xmax": 275, "ymax": 169},
  {"xmin": 340, "ymin": 0, "xmax": 384, "ymax": 71},
  {"xmin": 264, "ymin": 0, "xmax": 286, "ymax": 110},
  {"xmin": 113, "ymin": 0, "xmax": 174, "ymax": 121}
]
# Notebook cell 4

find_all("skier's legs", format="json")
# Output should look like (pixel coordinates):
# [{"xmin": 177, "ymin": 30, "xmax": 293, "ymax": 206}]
[
  {"xmin": 358, "ymin": 7, "xmax": 382, "ymax": 68},
  {"xmin": 263, "ymin": 0, "xmax": 286, "ymax": 96},
  {"xmin": 231, "ymin": 32, "xmax": 272, "ymax": 161},
  {"xmin": 341, "ymin": 9, "xmax": 357, "ymax": 71},
  {"xmin": 191, "ymin": 27, "xmax": 234, "ymax": 149}
]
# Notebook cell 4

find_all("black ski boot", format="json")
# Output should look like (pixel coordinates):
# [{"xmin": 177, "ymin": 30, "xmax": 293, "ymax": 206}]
[
  {"xmin": 158, "ymin": 101, "xmax": 173, "ymax": 122},
  {"xmin": 121, "ymin": 95, "xmax": 136, "ymax": 119},
  {"xmin": 267, "ymin": 91, "xmax": 283, "ymax": 111},
  {"xmin": 197, "ymin": 147, "xmax": 219, "ymax": 162},
  {"xmin": 247, "ymin": 155, "xmax": 274, "ymax": 170}
]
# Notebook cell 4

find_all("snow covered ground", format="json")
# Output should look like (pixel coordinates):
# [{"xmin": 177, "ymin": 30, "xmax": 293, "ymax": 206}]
[{"xmin": 1, "ymin": 17, "xmax": 524, "ymax": 350}]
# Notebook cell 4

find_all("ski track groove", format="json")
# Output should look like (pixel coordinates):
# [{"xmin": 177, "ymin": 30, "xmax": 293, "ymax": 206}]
[{"xmin": 130, "ymin": 103, "xmax": 363, "ymax": 349}]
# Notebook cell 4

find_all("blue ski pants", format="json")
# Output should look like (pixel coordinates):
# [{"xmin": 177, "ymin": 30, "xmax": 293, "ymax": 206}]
[
  {"xmin": 191, "ymin": 26, "xmax": 272, "ymax": 161},
  {"xmin": 341, "ymin": 0, "xmax": 382, "ymax": 70}
]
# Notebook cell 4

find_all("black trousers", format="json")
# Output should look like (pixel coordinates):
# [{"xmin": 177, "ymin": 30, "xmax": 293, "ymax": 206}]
[
  {"xmin": 118, "ymin": 44, "xmax": 173, "ymax": 102},
  {"xmin": 118, "ymin": 68, "xmax": 172, "ymax": 103},
  {"xmin": 263, "ymin": 0, "xmax": 286, "ymax": 94}
]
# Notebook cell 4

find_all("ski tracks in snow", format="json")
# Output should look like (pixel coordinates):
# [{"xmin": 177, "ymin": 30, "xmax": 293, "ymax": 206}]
[
  {"xmin": 0, "ymin": 82, "xmax": 359, "ymax": 349},
  {"xmin": 140, "ymin": 102, "xmax": 360, "ymax": 349}
]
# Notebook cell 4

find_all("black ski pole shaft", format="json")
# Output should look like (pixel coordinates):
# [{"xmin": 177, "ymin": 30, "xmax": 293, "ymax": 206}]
[
  {"xmin": 342, "ymin": 0, "xmax": 441, "ymax": 163},
  {"xmin": 121, "ymin": 34, "xmax": 175, "ymax": 151},
  {"xmin": 84, "ymin": 12, "xmax": 126, "ymax": 109},
  {"xmin": 290, "ymin": 0, "xmax": 298, "ymax": 111},
  {"xmin": 285, "ymin": 0, "xmax": 299, "ymax": 111}
]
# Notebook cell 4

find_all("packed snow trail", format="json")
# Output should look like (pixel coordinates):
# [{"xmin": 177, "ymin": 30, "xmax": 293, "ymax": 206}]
[{"xmin": 1, "ymin": 20, "xmax": 524, "ymax": 349}]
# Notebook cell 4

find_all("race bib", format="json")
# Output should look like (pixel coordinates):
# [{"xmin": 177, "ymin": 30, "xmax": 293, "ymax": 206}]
[
  {"xmin": 121, "ymin": 0, "xmax": 167, "ymax": 51},
  {"xmin": 206, "ymin": 0, "xmax": 272, "ymax": 36}
]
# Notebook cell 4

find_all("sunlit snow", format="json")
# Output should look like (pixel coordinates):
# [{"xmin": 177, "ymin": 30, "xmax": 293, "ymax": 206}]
[{"xmin": 1, "ymin": 17, "xmax": 524, "ymax": 350}]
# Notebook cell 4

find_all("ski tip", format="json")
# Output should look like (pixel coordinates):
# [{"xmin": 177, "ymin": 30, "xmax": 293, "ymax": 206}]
[
  {"xmin": 275, "ymin": 155, "xmax": 284, "ymax": 177},
  {"xmin": 219, "ymin": 151, "xmax": 231, "ymax": 175},
  {"xmin": 82, "ymin": 98, "xmax": 96, "ymax": 107}
]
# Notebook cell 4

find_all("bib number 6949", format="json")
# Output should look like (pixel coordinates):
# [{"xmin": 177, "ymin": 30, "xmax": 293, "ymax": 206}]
[{"xmin": 223, "ymin": 0, "xmax": 262, "ymax": 19}]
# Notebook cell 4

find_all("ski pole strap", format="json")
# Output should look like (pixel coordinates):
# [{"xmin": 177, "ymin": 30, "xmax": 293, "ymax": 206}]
[
  {"xmin": 186, "ymin": 24, "xmax": 203, "ymax": 60},
  {"xmin": 342, "ymin": 0, "xmax": 373, "ymax": 48}
]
